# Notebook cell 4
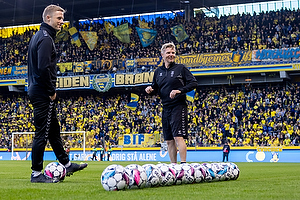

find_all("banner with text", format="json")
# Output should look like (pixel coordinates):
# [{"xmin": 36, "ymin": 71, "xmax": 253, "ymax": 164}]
[
  {"xmin": 4, "ymin": 149, "xmax": 300, "ymax": 162},
  {"xmin": 175, "ymin": 51, "xmax": 252, "ymax": 67},
  {"xmin": 252, "ymin": 48, "xmax": 300, "ymax": 61},
  {"xmin": 135, "ymin": 57, "xmax": 163, "ymax": 67},
  {"xmin": 0, "ymin": 65, "xmax": 27, "ymax": 77},
  {"xmin": 24, "ymin": 70, "xmax": 154, "ymax": 92},
  {"xmin": 118, "ymin": 134, "xmax": 155, "ymax": 147}
]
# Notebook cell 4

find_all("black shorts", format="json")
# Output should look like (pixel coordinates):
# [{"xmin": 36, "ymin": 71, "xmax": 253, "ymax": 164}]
[{"xmin": 162, "ymin": 104, "xmax": 188, "ymax": 140}]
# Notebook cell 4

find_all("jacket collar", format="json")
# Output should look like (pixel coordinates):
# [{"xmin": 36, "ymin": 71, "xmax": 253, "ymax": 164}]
[
  {"xmin": 162, "ymin": 62, "xmax": 175, "ymax": 70},
  {"xmin": 40, "ymin": 22, "xmax": 57, "ymax": 39}
]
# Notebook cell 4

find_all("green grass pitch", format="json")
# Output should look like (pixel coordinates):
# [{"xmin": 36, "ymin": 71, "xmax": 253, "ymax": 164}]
[{"xmin": 1, "ymin": 161, "xmax": 300, "ymax": 200}]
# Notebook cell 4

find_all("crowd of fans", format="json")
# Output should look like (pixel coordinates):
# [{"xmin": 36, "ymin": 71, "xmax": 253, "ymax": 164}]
[
  {"xmin": 1, "ymin": 84, "xmax": 300, "ymax": 150},
  {"xmin": 1, "ymin": 8, "xmax": 300, "ymax": 71},
  {"xmin": 1, "ymin": 8, "xmax": 300, "ymax": 150}
]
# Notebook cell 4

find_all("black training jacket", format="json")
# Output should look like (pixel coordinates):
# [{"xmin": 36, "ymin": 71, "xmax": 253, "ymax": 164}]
[
  {"xmin": 27, "ymin": 22, "xmax": 57, "ymax": 97},
  {"xmin": 151, "ymin": 62, "xmax": 198, "ymax": 107}
]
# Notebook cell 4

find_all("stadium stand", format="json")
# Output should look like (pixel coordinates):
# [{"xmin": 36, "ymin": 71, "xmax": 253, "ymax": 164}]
[
  {"xmin": 1, "ymin": 84, "xmax": 300, "ymax": 150},
  {"xmin": 2, "ymin": 8, "xmax": 300, "ymax": 75},
  {"xmin": 1, "ymin": 6, "xmax": 300, "ymax": 150}
]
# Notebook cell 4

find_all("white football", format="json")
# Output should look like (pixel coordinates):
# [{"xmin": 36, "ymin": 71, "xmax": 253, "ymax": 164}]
[
  {"xmin": 169, "ymin": 163, "xmax": 185, "ymax": 185},
  {"xmin": 44, "ymin": 162, "xmax": 66, "ymax": 182},
  {"xmin": 125, "ymin": 164, "xmax": 147, "ymax": 189},
  {"xmin": 156, "ymin": 163, "xmax": 176, "ymax": 186},
  {"xmin": 142, "ymin": 164, "xmax": 162, "ymax": 187},
  {"xmin": 190, "ymin": 163, "xmax": 205, "ymax": 183},
  {"xmin": 200, "ymin": 163, "xmax": 213, "ymax": 182},
  {"xmin": 181, "ymin": 163, "xmax": 195, "ymax": 184},
  {"xmin": 101, "ymin": 164, "xmax": 129, "ymax": 191}
]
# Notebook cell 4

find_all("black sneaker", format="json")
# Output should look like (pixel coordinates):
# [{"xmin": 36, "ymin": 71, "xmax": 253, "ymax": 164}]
[
  {"xmin": 31, "ymin": 174, "xmax": 58, "ymax": 183},
  {"xmin": 66, "ymin": 163, "xmax": 88, "ymax": 176}
]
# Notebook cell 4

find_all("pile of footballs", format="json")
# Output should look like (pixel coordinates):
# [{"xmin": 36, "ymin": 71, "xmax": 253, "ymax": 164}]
[{"xmin": 101, "ymin": 162, "xmax": 240, "ymax": 191}]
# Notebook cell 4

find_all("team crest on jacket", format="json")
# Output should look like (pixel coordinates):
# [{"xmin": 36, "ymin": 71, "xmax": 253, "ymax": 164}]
[{"xmin": 171, "ymin": 71, "xmax": 174, "ymax": 77}]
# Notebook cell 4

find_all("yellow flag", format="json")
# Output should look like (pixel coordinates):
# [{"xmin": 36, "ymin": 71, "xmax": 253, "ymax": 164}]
[
  {"xmin": 113, "ymin": 23, "xmax": 130, "ymax": 43},
  {"xmin": 80, "ymin": 31, "xmax": 98, "ymax": 51},
  {"xmin": 56, "ymin": 25, "xmax": 69, "ymax": 42},
  {"xmin": 138, "ymin": 20, "xmax": 149, "ymax": 29},
  {"xmin": 104, "ymin": 21, "xmax": 115, "ymax": 34},
  {"xmin": 171, "ymin": 24, "xmax": 189, "ymax": 43}
]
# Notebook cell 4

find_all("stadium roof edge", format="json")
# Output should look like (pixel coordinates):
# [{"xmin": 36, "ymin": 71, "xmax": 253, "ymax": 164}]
[{"xmin": 0, "ymin": 0, "xmax": 279, "ymax": 27}]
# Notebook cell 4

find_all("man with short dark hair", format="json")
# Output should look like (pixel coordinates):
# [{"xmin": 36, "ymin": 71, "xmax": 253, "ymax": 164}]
[
  {"xmin": 28, "ymin": 5, "xmax": 87, "ymax": 183},
  {"xmin": 145, "ymin": 42, "xmax": 197, "ymax": 164}
]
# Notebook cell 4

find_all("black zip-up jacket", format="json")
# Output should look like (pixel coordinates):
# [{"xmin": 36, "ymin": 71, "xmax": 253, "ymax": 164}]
[
  {"xmin": 151, "ymin": 62, "xmax": 198, "ymax": 107},
  {"xmin": 223, "ymin": 144, "xmax": 230, "ymax": 154},
  {"xmin": 27, "ymin": 22, "xmax": 57, "ymax": 97}
]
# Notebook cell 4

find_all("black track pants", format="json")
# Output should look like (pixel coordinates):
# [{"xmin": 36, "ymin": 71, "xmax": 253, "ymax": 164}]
[{"xmin": 29, "ymin": 93, "xmax": 69, "ymax": 171}]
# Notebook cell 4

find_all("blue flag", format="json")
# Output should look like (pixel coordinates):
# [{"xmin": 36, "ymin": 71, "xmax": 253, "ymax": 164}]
[
  {"xmin": 125, "ymin": 93, "xmax": 139, "ymax": 111},
  {"xmin": 186, "ymin": 89, "xmax": 196, "ymax": 102},
  {"xmin": 68, "ymin": 27, "xmax": 81, "ymax": 47},
  {"xmin": 136, "ymin": 27, "xmax": 157, "ymax": 47},
  {"xmin": 125, "ymin": 101, "xmax": 138, "ymax": 111}
]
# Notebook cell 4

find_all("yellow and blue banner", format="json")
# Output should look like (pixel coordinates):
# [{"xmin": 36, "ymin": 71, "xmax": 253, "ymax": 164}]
[
  {"xmin": 84, "ymin": 61, "xmax": 93, "ymax": 73},
  {"xmin": 113, "ymin": 23, "xmax": 130, "ymax": 43},
  {"xmin": 68, "ymin": 27, "xmax": 81, "ymax": 47},
  {"xmin": 0, "ymin": 65, "xmax": 27, "ymax": 76},
  {"xmin": 171, "ymin": 24, "xmax": 189, "ymax": 43},
  {"xmin": 73, "ymin": 62, "xmax": 84, "ymax": 73},
  {"xmin": 80, "ymin": 31, "xmax": 98, "ymax": 51},
  {"xmin": 136, "ymin": 27, "xmax": 157, "ymax": 47},
  {"xmin": 186, "ymin": 89, "xmax": 196, "ymax": 102},
  {"xmin": 175, "ymin": 51, "xmax": 252, "ymax": 67},
  {"xmin": 104, "ymin": 21, "xmax": 115, "ymax": 34},
  {"xmin": 125, "ymin": 93, "xmax": 139, "ymax": 111},
  {"xmin": 138, "ymin": 19, "xmax": 149, "ymax": 29},
  {"xmin": 135, "ymin": 57, "xmax": 163, "ymax": 67},
  {"xmin": 57, "ymin": 62, "xmax": 73, "ymax": 73},
  {"xmin": 126, "ymin": 59, "xmax": 135, "ymax": 68}
]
